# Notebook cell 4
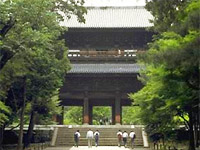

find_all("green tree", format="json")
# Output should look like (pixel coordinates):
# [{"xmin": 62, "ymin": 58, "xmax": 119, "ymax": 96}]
[
  {"xmin": 145, "ymin": 0, "xmax": 187, "ymax": 33},
  {"xmin": 64, "ymin": 107, "xmax": 83, "ymax": 125},
  {"xmin": 0, "ymin": 101, "xmax": 9, "ymax": 126},
  {"xmin": 0, "ymin": 0, "xmax": 86, "ymax": 149},
  {"xmin": 64, "ymin": 107, "xmax": 112, "ymax": 125},
  {"xmin": 131, "ymin": 0, "xmax": 199, "ymax": 149},
  {"xmin": 122, "ymin": 106, "xmax": 142, "ymax": 125},
  {"xmin": 93, "ymin": 107, "xmax": 111, "ymax": 125}
]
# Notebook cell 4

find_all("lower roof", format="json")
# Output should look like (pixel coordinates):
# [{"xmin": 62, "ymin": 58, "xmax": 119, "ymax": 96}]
[{"xmin": 68, "ymin": 63, "xmax": 142, "ymax": 74}]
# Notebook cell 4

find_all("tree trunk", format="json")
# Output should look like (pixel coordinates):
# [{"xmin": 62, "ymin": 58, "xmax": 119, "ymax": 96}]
[
  {"xmin": 24, "ymin": 110, "xmax": 36, "ymax": 149},
  {"xmin": 17, "ymin": 104, "xmax": 25, "ymax": 150},
  {"xmin": 188, "ymin": 111, "xmax": 195, "ymax": 150},
  {"xmin": 17, "ymin": 77, "xmax": 26, "ymax": 150},
  {"xmin": 0, "ymin": 125, "xmax": 5, "ymax": 150},
  {"xmin": 197, "ymin": 112, "xmax": 200, "ymax": 147},
  {"xmin": 195, "ymin": 104, "xmax": 200, "ymax": 147}
]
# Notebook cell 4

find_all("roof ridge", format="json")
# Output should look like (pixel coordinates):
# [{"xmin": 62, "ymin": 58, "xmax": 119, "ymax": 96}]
[
  {"xmin": 61, "ymin": 6, "xmax": 153, "ymax": 28},
  {"xmin": 86, "ymin": 6, "xmax": 145, "ymax": 9}
]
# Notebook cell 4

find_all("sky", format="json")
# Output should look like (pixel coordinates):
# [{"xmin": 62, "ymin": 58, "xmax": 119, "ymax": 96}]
[{"xmin": 84, "ymin": 0, "xmax": 146, "ymax": 6}]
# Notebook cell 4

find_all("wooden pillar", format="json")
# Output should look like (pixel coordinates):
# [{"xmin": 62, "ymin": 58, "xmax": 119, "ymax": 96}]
[
  {"xmin": 120, "ymin": 105, "xmax": 122, "ymax": 124},
  {"xmin": 54, "ymin": 106, "xmax": 64, "ymax": 125},
  {"xmin": 112, "ymin": 105, "xmax": 116, "ymax": 125},
  {"xmin": 83, "ymin": 97, "xmax": 89, "ymax": 124},
  {"xmin": 61, "ymin": 106, "xmax": 64, "ymax": 125},
  {"xmin": 115, "ymin": 92, "xmax": 121, "ymax": 125},
  {"xmin": 89, "ymin": 105, "xmax": 93, "ymax": 125}
]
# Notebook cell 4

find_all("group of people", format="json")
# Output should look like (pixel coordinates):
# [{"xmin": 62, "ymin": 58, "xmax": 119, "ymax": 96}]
[
  {"xmin": 74, "ymin": 129, "xmax": 136, "ymax": 149},
  {"xmin": 99, "ymin": 118, "xmax": 112, "ymax": 125},
  {"xmin": 74, "ymin": 129, "xmax": 100, "ymax": 148},
  {"xmin": 117, "ymin": 130, "xmax": 136, "ymax": 149}
]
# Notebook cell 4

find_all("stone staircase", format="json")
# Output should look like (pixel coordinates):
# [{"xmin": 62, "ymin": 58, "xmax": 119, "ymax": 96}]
[{"xmin": 54, "ymin": 125, "xmax": 144, "ymax": 146}]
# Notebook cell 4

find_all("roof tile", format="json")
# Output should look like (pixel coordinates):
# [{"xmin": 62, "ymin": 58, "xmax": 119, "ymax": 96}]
[
  {"xmin": 69, "ymin": 64, "xmax": 142, "ymax": 73},
  {"xmin": 61, "ymin": 7, "xmax": 153, "ymax": 28}
]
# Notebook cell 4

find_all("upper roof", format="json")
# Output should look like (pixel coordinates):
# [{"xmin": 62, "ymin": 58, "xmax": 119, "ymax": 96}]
[
  {"xmin": 69, "ymin": 63, "xmax": 142, "ymax": 74},
  {"xmin": 60, "ymin": 6, "xmax": 153, "ymax": 28}
]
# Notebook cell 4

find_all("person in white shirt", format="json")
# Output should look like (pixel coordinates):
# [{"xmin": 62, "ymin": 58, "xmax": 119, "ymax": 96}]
[
  {"xmin": 86, "ymin": 129, "xmax": 93, "ymax": 148},
  {"xmin": 117, "ymin": 130, "xmax": 123, "ymax": 147},
  {"xmin": 122, "ymin": 131, "xmax": 128, "ymax": 148},
  {"xmin": 94, "ymin": 130, "xmax": 100, "ymax": 147},
  {"xmin": 74, "ymin": 130, "xmax": 81, "ymax": 147},
  {"xmin": 129, "ymin": 131, "xmax": 136, "ymax": 149}
]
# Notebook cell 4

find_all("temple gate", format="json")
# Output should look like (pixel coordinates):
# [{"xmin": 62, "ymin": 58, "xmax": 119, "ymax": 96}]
[{"xmin": 59, "ymin": 6, "xmax": 154, "ymax": 125}]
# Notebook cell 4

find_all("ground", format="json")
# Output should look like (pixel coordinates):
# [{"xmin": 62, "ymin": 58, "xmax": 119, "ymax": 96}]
[{"xmin": 45, "ymin": 146, "xmax": 150, "ymax": 150}]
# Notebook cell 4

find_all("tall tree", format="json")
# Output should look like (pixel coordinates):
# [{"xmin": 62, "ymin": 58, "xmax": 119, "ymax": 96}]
[
  {"xmin": 0, "ymin": 0, "xmax": 86, "ymax": 149},
  {"xmin": 131, "ymin": 0, "xmax": 200, "ymax": 149},
  {"xmin": 145, "ymin": 0, "xmax": 187, "ymax": 33}
]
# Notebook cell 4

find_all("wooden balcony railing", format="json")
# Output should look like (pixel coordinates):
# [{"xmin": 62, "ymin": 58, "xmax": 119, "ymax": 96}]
[{"xmin": 68, "ymin": 50, "xmax": 138, "ymax": 58}]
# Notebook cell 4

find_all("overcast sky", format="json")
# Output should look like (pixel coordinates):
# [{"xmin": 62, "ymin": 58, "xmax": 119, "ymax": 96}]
[{"xmin": 84, "ymin": 0, "xmax": 146, "ymax": 6}]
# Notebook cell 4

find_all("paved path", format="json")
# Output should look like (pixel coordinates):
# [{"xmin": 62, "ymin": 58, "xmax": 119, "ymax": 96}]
[{"xmin": 45, "ymin": 146, "xmax": 150, "ymax": 150}]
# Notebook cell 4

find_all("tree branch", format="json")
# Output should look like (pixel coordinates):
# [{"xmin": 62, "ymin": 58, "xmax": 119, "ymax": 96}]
[
  {"xmin": 178, "ymin": 113, "xmax": 190, "ymax": 130},
  {"xmin": 0, "ymin": 16, "xmax": 16, "ymax": 38}
]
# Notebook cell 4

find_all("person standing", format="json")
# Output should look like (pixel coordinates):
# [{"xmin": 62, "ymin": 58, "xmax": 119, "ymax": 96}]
[
  {"xmin": 100, "ymin": 119, "xmax": 103, "ymax": 125},
  {"xmin": 94, "ymin": 130, "xmax": 100, "ymax": 147},
  {"xmin": 117, "ymin": 130, "xmax": 123, "ymax": 147},
  {"xmin": 86, "ymin": 129, "xmax": 93, "ymax": 148},
  {"xmin": 122, "ymin": 131, "xmax": 128, "ymax": 148},
  {"xmin": 74, "ymin": 130, "xmax": 81, "ymax": 147},
  {"xmin": 129, "ymin": 131, "xmax": 136, "ymax": 149}
]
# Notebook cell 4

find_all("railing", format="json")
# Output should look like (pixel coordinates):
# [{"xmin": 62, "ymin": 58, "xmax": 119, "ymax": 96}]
[
  {"xmin": 67, "ymin": 49, "xmax": 138, "ymax": 58},
  {"xmin": 3, "ymin": 142, "xmax": 50, "ymax": 150}
]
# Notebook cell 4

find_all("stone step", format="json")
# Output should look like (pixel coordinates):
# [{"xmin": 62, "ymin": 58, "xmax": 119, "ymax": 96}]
[
  {"xmin": 57, "ymin": 129, "xmax": 142, "ymax": 135},
  {"xmin": 56, "ymin": 138, "xmax": 143, "ymax": 145},
  {"xmin": 58, "ymin": 129, "xmax": 142, "ymax": 131},
  {"xmin": 56, "ymin": 141, "xmax": 142, "ymax": 144},
  {"xmin": 57, "ymin": 133, "xmax": 142, "ymax": 137},
  {"xmin": 55, "ymin": 126, "xmax": 144, "ymax": 146},
  {"xmin": 56, "ymin": 142, "xmax": 144, "ymax": 146},
  {"xmin": 57, "ymin": 138, "xmax": 143, "ymax": 142},
  {"xmin": 58, "ymin": 142, "xmax": 143, "ymax": 145},
  {"xmin": 57, "ymin": 127, "xmax": 142, "ymax": 130}
]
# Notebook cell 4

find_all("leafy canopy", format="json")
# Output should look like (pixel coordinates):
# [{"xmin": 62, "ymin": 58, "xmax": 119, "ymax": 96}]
[
  {"xmin": 130, "ymin": 0, "xmax": 200, "ymax": 139},
  {"xmin": 0, "ymin": 0, "xmax": 86, "ymax": 125}
]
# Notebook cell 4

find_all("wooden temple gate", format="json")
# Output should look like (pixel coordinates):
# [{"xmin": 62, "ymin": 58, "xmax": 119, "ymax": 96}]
[
  {"xmin": 57, "ymin": 6, "xmax": 154, "ymax": 125},
  {"xmin": 60, "ymin": 72, "xmax": 142, "ymax": 125}
]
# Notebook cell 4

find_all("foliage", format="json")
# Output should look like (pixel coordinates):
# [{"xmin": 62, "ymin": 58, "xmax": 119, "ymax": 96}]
[
  {"xmin": 122, "ymin": 106, "xmax": 142, "ymax": 125},
  {"xmin": 145, "ymin": 0, "xmax": 187, "ymax": 33},
  {"xmin": 130, "ymin": 0, "xmax": 200, "ymax": 147},
  {"xmin": 93, "ymin": 107, "xmax": 111, "ymax": 125},
  {"xmin": 64, "ymin": 106, "xmax": 112, "ymax": 125},
  {"xmin": 64, "ymin": 106, "xmax": 83, "ymax": 125},
  {"xmin": 64, "ymin": 106, "xmax": 143, "ymax": 125},
  {"xmin": 131, "ymin": 31, "xmax": 199, "ymax": 136},
  {"xmin": 0, "ymin": 0, "xmax": 86, "ymax": 126},
  {"xmin": 0, "ymin": 1, "xmax": 86, "ymax": 149},
  {"xmin": 0, "ymin": 101, "xmax": 10, "ymax": 126}
]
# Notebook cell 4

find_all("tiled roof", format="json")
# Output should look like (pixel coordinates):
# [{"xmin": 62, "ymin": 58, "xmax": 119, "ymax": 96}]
[
  {"xmin": 61, "ymin": 6, "xmax": 153, "ymax": 28},
  {"xmin": 69, "ymin": 64, "xmax": 142, "ymax": 74}
]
